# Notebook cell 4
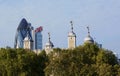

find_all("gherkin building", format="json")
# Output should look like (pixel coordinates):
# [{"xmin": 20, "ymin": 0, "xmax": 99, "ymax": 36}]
[{"xmin": 14, "ymin": 18, "xmax": 33, "ymax": 48}]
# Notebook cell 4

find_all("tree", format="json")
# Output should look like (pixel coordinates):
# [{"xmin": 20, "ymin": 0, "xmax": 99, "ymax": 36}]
[
  {"xmin": 0, "ymin": 48, "xmax": 48, "ymax": 76},
  {"xmin": 0, "ymin": 43, "xmax": 119, "ymax": 76},
  {"xmin": 44, "ymin": 43, "xmax": 119, "ymax": 76},
  {"xmin": 96, "ymin": 49, "xmax": 118, "ymax": 65},
  {"xmin": 97, "ymin": 63, "xmax": 113, "ymax": 76}
]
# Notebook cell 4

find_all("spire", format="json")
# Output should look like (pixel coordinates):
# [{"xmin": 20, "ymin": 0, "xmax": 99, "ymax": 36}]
[
  {"xmin": 84, "ymin": 26, "xmax": 94, "ymax": 43},
  {"xmin": 45, "ymin": 32, "xmax": 54, "ymax": 54},
  {"xmin": 70, "ymin": 21, "xmax": 73, "ymax": 32},
  {"xmin": 46, "ymin": 32, "xmax": 54, "ymax": 47},
  {"xmin": 68, "ymin": 21, "xmax": 76, "ymax": 37},
  {"xmin": 48, "ymin": 32, "xmax": 50, "ymax": 42},
  {"xmin": 87, "ymin": 26, "xmax": 90, "ymax": 36}
]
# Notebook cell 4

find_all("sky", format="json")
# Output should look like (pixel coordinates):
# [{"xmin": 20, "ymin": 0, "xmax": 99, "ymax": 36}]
[{"xmin": 0, "ymin": 0, "xmax": 120, "ymax": 57}]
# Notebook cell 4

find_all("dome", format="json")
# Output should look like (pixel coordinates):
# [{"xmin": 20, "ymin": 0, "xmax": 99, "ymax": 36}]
[
  {"xmin": 24, "ymin": 36, "xmax": 29, "ymax": 41},
  {"xmin": 45, "ymin": 41, "xmax": 54, "ymax": 47},
  {"xmin": 84, "ymin": 35, "xmax": 94, "ymax": 43},
  {"xmin": 68, "ymin": 31, "xmax": 76, "ymax": 37}
]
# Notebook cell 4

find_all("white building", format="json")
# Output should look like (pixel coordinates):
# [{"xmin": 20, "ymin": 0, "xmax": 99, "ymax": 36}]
[
  {"xmin": 68, "ymin": 21, "xmax": 76, "ymax": 49},
  {"xmin": 23, "ymin": 33, "xmax": 33, "ymax": 50},
  {"xmin": 45, "ymin": 32, "xmax": 54, "ymax": 54}
]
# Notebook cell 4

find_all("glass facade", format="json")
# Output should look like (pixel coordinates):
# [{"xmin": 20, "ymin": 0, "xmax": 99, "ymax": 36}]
[
  {"xmin": 35, "ymin": 26, "xmax": 43, "ymax": 50},
  {"xmin": 14, "ymin": 18, "xmax": 33, "ymax": 48}
]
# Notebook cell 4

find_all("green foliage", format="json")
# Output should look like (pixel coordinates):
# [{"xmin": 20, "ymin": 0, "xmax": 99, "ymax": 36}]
[
  {"xmin": 97, "ymin": 63, "xmax": 113, "ymax": 76},
  {"xmin": 45, "ymin": 44, "xmax": 120, "ymax": 76},
  {"xmin": 0, "ymin": 48, "xmax": 47, "ymax": 76},
  {"xmin": 0, "ymin": 43, "xmax": 120, "ymax": 76},
  {"xmin": 96, "ymin": 49, "xmax": 118, "ymax": 65}
]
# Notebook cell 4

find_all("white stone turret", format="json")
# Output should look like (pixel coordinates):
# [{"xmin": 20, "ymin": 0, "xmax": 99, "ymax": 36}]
[
  {"xmin": 23, "ymin": 33, "xmax": 33, "ymax": 50},
  {"xmin": 68, "ymin": 21, "xmax": 76, "ymax": 49},
  {"xmin": 45, "ymin": 32, "xmax": 54, "ymax": 54}
]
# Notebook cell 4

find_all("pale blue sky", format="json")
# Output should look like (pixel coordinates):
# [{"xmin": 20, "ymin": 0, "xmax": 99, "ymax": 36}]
[{"xmin": 0, "ymin": 0, "xmax": 120, "ymax": 57}]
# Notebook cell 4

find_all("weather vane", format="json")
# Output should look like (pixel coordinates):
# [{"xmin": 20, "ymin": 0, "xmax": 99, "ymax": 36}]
[
  {"xmin": 70, "ymin": 21, "xmax": 73, "ymax": 32},
  {"xmin": 48, "ymin": 32, "xmax": 50, "ymax": 41},
  {"xmin": 87, "ymin": 26, "xmax": 90, "ymax": 35}
]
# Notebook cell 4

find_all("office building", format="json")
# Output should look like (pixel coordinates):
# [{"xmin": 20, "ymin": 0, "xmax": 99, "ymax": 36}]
[
  {"xmin": 14, "ymin": 18, "xmax": 33, "ymax": 48},
  {"xmin": 35, "ymin": 26, "xmax": 43, "ymax": 50}
]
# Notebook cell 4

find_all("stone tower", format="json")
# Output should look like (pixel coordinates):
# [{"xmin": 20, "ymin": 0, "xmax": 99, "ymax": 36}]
[
  {"xmin": 68, "ymin": 21, "xmax": 76, "ymax": 49},
  {"xmin": 23, "ymin": 33, "xmax": 33, "ymax": 50},
  {"xmin": 45, "ymin": 32, "xmax": 54, "ymax": 54}
]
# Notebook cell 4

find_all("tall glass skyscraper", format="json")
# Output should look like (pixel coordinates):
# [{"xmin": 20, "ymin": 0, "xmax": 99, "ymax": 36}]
[
  {"xmin": 14, "ymin": 18, "xmax": 33, "ymax": 48},
  {"xmin": 35, "ymin": 26, "xmax": 43, "ymax": 50}
]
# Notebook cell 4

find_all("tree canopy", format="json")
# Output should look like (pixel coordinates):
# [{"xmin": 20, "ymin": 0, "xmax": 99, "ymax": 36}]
[
  {"xmin": 0, "ymin": 43, "xmax": 119, "ymax": 76},
  {"xmin": 45, "ymin": 44, "xmax": 119, "ymax": 76},
  {"xmin": 0, "ymin": 48, "xmax": 48, "ymax": 76}
]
